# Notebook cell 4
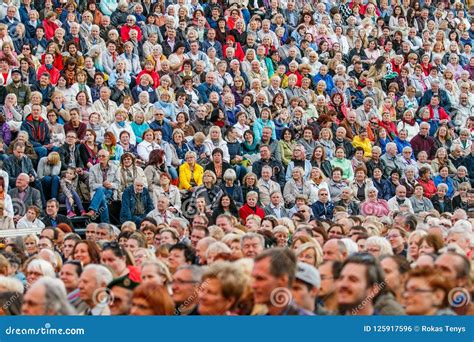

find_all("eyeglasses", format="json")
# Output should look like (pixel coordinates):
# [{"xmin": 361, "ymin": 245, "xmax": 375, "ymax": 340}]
[
  {"xmin": 171, "ymin": 280, "xmax": 199, "ymax": 285},
  {"xmin": 98, "ymin": 155, "xmax": 108, "ymax": 158},
  {"xmin": 403, "ymin": 288, "xmax": 433, "ymax": 296}
]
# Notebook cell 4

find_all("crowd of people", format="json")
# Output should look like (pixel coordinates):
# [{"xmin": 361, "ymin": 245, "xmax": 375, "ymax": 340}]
[{"xmin": 0, "ymin": 0, "xmax": 472, "ymax": 316}]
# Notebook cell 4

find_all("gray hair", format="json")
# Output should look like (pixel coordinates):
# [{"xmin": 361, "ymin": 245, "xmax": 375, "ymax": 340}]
[
  {"xmin": 223, "ymin": 168, "xmax": 237, "ymax": 182},
  {"xmin": 32, "ymin": 277, "xmax": 76, "ymax": 315},
  {"xmin": 365, "ymin": 186, "xmax": 379, "ymax": 200},
  {"xmin": 365, "ymin": 236, "xmax": 393, "ymax": 255},
  {"xmin": 27, "ymin": 259, "xmax": 55, "ymax": 278},
  {"xmin": 206, "ymin": 241, "xmax": 232, "ymax": 259},
  {"xmin": 241, "ymin": 233, "xmax": 265, "ymax": 248},
  {"xmin": 176, "ymin": 265, "xmax": 204, "ymax": 283},
  {"xmin": 83, "ymin": 264, "xmax": 113, "ymax": 287}
]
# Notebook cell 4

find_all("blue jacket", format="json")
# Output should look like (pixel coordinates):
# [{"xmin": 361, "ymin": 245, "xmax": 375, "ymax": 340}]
[
  {"xmin": 311, "ymin": 200, "xmax": 335, "ymax": 220},
  {"xmin": 253, "ymin": 118, "xmax": 276, "ymax": 143},
  {"xmin": 197, "ymin": 82, "xmax": 221, "ymax": 104},
  {"xmin": 120, "ymin": 186, "xmax": 154, "ymax": 224},
  {"xmin": 433, "ymin": 175, "xmax": 455, "ymax": 198},
  {"xmin": 372, "ymin": 178, "xmax": 392, "ymax": 200},
  {"xmin": 393, "ymin": 137, "xmax": 412, "ymax": 155},
  {"xmin": 149, "ymin": 119, "xmax": 173, "ymax": 143},
  {"xmin": 313, "ymin": 73, "xmax": 334, "ymax": 93}
]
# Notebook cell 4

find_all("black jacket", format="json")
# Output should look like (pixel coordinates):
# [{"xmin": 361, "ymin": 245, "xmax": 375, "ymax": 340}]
[
  {"xmin": 58, "ymin": 143, "xmax": 84, "ymax": 172},
  {"xmin": 41, "ymin": 214, "xmax": 74, "ymax": 229}
]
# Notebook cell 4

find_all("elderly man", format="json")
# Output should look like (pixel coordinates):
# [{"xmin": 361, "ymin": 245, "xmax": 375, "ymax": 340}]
[
  {"xmin": 85, "ymin": 150, "xmax": 119, "ymax": 223},
  {"xmin": 197, "ymin": 72, "xmax": 221, "ymax": 104},
  {"xmin": 8, "ymin": 173, "xmax": 42, "ymax": 221},
  {"xmin": 107, "ymin": 275, "xmax": 140, "ymax": 315},
  {"xmin": 388, "ymin": 185, "xmax": 414, "ymax": 213},
  {"xmin": 22, "ymin": 277, "xmax": 76, "ymax": 315},
  {"xmin": 258, "ymin": 166, "xmax": 282, "ymax": 208},
  {"xmin": 410, "ymin": 122, "xmax": 437, "ymax": 161},
  {"xmin": 241, "ymin": 233, "xmax": 265, "ymax": 259},
  {"xmin": 264, "ymin": 190, "xmax": 288, "ymax": 218},
  {"xmin": 78, "ymin": 264, "xmax": 113, "ymax": 315},
  {"xmin": 172, "ymin": 265, "xmax": 204, "ymax": 315},
  {"xmin": 380, "ymin": 142, "xmax": 403, "ymax": 178},
  {"xmin": 120, "ymin": 179, "xmax": 154, "ymax": 225},
  {"xmin": 148, "ymin": 195, "xmax": 175, "ymax": 225}
]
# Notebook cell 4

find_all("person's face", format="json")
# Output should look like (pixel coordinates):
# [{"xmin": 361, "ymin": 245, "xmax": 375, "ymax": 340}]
[
  {"xmin": 168, "ymin": 248, "xmax": 187, "ymax": 271},
  {"xmin": 380, "ymin": 257, "xmax": 401, "ymax": 294},
  {"xmin": 140, "ymin": 264, "xmax": 165, "ymax": 285},
  {"xmin": 387, "ymin": 229, "xmax": 405, "ymax": 251},
  {"xmin": 62, "ymin": 237, "xmax": 76, "ymax": 259},
  {"xmin": 298, "ymin": 247, "xmax": 317, "ymax": 266},
  {"xmin": 171, "ymin": 268, "xmax": 198, "ymax": 304},
  {"xmin": 337, "ymin": 263, "xmax": 373, "ymax": 311},
  {"xmin": 21, "ymin": 285, "xmax": 46, "ymax": 315},
  {"xmin": 45, "ymin": 202, "xmax": 58, "ymax": 217},
  {"xmin": 404, "ymin": 277, "xmax": 441, "ymax": 315},
  {"xmin": 198, "ymin": 277, "xmax": 235, "ymax": 315},
  {"xmin": 60, "ymin": 263, "xmax": 80, "ymax": 291},
  {"xmin": 74, "ymin": 243, "xmax": 92, "ymax": 265},
  {"xmin": 101, "ymin": 249, "xmax": 126, "ymax": 275},
  {"xmin": 78, "ymin": 268, "xmax": 99, "ymax": 302}
]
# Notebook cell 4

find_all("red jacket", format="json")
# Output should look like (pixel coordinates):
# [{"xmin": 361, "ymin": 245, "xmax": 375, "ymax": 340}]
[
  {"xmin": 120, "ymin": 24, "xmax": 143, "ymax": 42},
  {"xmin": 223, "ymin": 42, "xmax": 245, "ymax": 61},
  {"xmin": 239, "ymin": 204, "xmax": 265, "ymax": 222},
  {"xmin": 417, "ymin": 178, "xmax": 437, "ymax": 199},
  {"xmin": 37, "ymin": 65, "xmax": 60, "ymax": 85},
  {"xmin": 136, "ymin": 69, "xmax": 160, "ymax": 88},
  {"xmin": 43, "ymin": 19, "xmax": 59, "ymax": 40},
  {"xmin": 427, "ymin": 105, "xmax": 449, "ymax": 121}
]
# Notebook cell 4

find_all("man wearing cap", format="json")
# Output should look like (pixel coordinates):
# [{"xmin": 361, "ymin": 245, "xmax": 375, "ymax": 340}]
[
  {"xmin": 5, "ymin": 68, "xmax": 30, "ymax": 107},
  {"xmin": 291, "ymin": 262, "xmax": 325, "ymax": 314},
  {"xmin": 107, "ymin": 274, "xmax": 140, "ymax": 315}
]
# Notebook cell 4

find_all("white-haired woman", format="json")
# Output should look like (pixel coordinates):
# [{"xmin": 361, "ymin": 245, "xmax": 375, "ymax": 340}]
[
  {"xmin": 360, "ymin": 186, "xmax": 390, "ymax": 218},
  {"xmin": 204, "ymin": 126, "xmax": 230, "ymax": 163},
  {"xmin": 365, "ymin": 236, "xmax": 394, "ymax": 257},
  {"xmin": 285, "ymin": 144, "xmax": 312, "ymax": 181},
  {"xmin": 283, "ymin": 166, "xmax": 312, "ymax": 207},
  {"xmin": 0, "ymin": 93, "xmax": 23, "ymax": 132},
  {"xmin": 26, "ymin": 259, "xmax": 56, "ymax": 286}
]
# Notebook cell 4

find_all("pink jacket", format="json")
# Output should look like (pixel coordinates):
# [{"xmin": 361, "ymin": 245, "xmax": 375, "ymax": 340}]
[{"xmin": 360, "ymin": 199, "xmax": 390, "ymax": 217}]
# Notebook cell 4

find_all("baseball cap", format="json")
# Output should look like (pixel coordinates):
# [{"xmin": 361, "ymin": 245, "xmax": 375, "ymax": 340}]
[
  {"xmin": 11, "ymin": 68, "xmax": 21, "ymax": 75},
  {"xmin": 295, "ymin": 262, "xmax": 321, "ymax": 288}
]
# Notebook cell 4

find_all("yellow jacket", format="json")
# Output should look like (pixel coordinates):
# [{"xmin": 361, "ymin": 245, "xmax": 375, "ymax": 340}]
[
  {"xmin": 178, "ymin": 163, "xmax": 204, "ymax": 190},
  {"xmin": 352, "ymin": 136, "xmax": 372, "ymax": 158}
]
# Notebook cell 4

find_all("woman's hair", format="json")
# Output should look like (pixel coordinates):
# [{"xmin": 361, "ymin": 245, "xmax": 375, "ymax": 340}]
[
  {"xmin": 405, "ymin": 266, "xmax": 454, "ymax": 308},
  {"xmin": 419, "ymin": 234, "xmax": 444, "ymax": 254},
  {"xmin": 365, "ymin": 236, "xmax": 393, "ymax": 255},
  {"xmin": 72, "ymin": 240, "xmax": 101, "ymax": 264},
  {"xmin": 46, "ymin": 152, "xmax": 60, "ymax": 166},
  {"xmin": 132, "ymin": 282, "xmax": 175, "ymax": 315},
  {"xmin": 295, "ymin": 242, "xmax": 323, "ymax": 267},
  {"xmin": 201, "ymin": 261, "xmax": 246, "ymax": 310},
  {"xmin": 147, "ymin": 149, "xmax": 165, "ymax": 166},
  {"xmin": 103, "ymin": 131, "xmax": 117, "ymax": 146}
]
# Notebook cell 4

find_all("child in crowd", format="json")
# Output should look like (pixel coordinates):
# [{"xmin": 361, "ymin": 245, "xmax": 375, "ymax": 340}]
[{"xmin": 60, "ymin": 167, "xmax": 87, "ymax": 218}]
